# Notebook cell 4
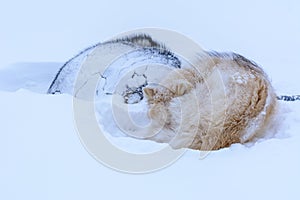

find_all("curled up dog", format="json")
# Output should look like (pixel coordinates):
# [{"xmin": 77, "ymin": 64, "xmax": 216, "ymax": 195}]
[{"xmin": 143, "ymin": 52, "xmax": 279, "ymax": 150}]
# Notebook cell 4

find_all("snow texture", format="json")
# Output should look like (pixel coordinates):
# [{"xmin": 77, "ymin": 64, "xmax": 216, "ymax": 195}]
[{"xmin": 1, "ymin": 1, "xmax": 300, "ymax": 200}]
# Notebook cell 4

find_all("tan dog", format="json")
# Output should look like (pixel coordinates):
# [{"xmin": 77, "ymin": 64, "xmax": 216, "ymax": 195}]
[{"xmin": 143, "ymin": 52, "xmax": 278, "ymax": 150}]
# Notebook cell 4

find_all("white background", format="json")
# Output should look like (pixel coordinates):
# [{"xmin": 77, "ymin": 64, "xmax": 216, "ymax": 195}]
[{"xmin": 1, "ymin": 0, "xmax": 299, "ymax": 69}]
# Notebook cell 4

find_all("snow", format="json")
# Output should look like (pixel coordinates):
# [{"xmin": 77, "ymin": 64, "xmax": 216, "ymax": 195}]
[
  {"xmin": 1, "ymin": 0, "xmax": 300, "ymax": 200},
  {"xmin": 0, "ymin": 62, "xmax": 62, "ymax": 93},
  {"xmin": 0, "ymin": 87, "xmax": 299, "ymax": 200},
  {"xmin": 1, "ymin": 88, "xmax": 299, "ymax": 200}
]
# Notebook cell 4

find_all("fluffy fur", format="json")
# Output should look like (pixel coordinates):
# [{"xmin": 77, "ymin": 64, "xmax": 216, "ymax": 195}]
[{"xmin": 143, "ymin": 52, "xmax": 278, "ymax": 150}]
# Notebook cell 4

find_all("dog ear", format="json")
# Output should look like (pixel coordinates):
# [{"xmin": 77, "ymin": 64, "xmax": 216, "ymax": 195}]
[
  {"xmin": 143, "ymin": 88, "xmax": 155, "ymax": 99},
  {"xmin": 175, "ymin": 83, "xmax": 187, "ymax": 96}
]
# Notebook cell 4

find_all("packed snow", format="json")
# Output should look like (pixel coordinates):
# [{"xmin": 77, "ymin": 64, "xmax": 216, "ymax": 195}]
[{"xmin": 1, "ymin": 0, "xmax": 300, "ymax": 200}]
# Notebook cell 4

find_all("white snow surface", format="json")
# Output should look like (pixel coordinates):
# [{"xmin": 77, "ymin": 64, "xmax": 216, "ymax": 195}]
[
  {"xmin": 0, "ymin": 86, "xmax": 299, "ymax": 200},
  {"xmin": 1, "ymin": 59, "xmax": 300, "ymax": 200},
  {"xmin": 1, "ymin": 0, "xmax": 300, "ymax": 200}
]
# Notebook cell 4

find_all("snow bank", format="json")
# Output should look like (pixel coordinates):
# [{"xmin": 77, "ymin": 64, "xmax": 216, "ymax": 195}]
[
  {"xmin": 0, "ymin": 62, "xmax": 62, "ymax": 93},
  {"xmin": 0, "ymin": 89, "xmax": 299, "ymax": 200}
]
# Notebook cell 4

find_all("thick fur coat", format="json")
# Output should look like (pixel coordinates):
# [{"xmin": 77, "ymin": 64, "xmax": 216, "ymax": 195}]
[{"xmin": 143, "ymin": 53, "xmax": 278, "ymax": 150}]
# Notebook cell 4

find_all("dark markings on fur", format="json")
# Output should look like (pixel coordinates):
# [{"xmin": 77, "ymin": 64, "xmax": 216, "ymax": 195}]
[
  {"xmin": 106, "ymin": 34, "xmax": 181, "ymax": 66},
  {"xmin": 277, "ymin": 95, "xmax": 300, "ymax": 101},
  {"xmin": 123, "ymin": 83, "xmax": 148, "ymax": 104},
  {"xmin": 47, "ymin": 42, "xmax": 101, "ymax": 94},
  {"xmin": 48, "ymin": 34, "xmax": 181, "ymax": 94},
  {"xmin": 207, "ymin": 51, "xmax": 264, "ymax": 72},
  {"xmin": 105, "ymin": 34, "xmax": 168, "ymax": 50}
]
